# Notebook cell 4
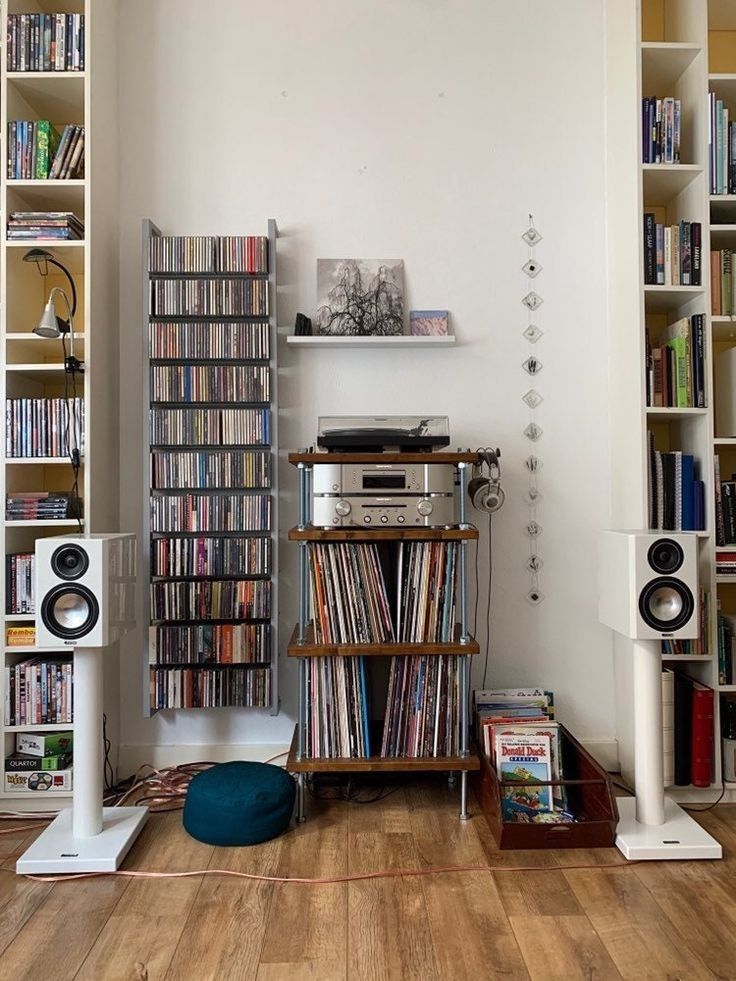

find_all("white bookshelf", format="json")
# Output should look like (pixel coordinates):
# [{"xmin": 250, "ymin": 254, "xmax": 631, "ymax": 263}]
[{"xmin": 0, "ymin": 0, "xmax": 120, "ymax": 803}]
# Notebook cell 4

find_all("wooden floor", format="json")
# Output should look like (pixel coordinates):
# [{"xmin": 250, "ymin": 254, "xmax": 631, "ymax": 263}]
[{"xmin": 0, "ymin": 779, "xmax": 735, "ymax": 980}]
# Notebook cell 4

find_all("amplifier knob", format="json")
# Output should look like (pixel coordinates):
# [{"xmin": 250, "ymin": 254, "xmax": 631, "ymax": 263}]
[
  {"xmin": 417, "ymin": 499, "xmax": 433, "ymax": 517},
  {"xmin": 363, "ymin": 515, "xmax": 372, "ymax": 524},
  {"xmin": 335, "ymin": 499, "xmax": 352, "ymax": 517},
  {"xmin": 397, "ymin": 515, "xmax": 405, "ymax": 523},
  {"xmin": 380, "ymin": 515, "xmax": 388, "ymax": 524}
]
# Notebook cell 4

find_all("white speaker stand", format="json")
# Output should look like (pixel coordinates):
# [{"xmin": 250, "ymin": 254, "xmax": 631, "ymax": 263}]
[
  {"xmin": 16, "ymin": 647, "xmax": 148, "ymax": 874},
  {"xmin": 615, "ymin": 639, "xmax": 721, "ymax": 861}
]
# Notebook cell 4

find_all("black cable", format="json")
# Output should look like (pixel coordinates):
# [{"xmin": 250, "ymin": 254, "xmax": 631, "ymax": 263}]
[
  {"xmin": 102, "ymin": 713, "xmax": 114, "ymax": 792},
  {"xmin": 482, "ymin": 512, "xmax": 493, "ymax": 689},
  {"xmin": 681, "ymin": 786, "xmax": 727, "ymax": 812}
]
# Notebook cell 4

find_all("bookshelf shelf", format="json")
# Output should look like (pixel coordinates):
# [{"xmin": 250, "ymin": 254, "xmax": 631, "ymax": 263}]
[
  {"xmin": 4, "ymin": 457, "xmax": 80, "ymax": 465},
  {"xmin": 645, "ymin": 407, "xmax": 708, "ymax": 420},
  {"xmin": 4, "ymin": 723, "xmax": 72, "ymax": 734},
  {"xmin": 643, "ymin": 285, "xmax": 704, "ymax": 312},
  {"xmin": 286, "ymin": 335, "xmax": 456, "ymax": 348},
  {"xmin": 641, "ymin": 42, "xmax": 701, "ymax": 91},
  {"xmin": 4, "ymin": 519, "xmax": 81, "ymax": 528},
  {"xmin": 287, "ymin": 623, "xmax": 480, "ymax": 658},
  {"xmin": 642, "ymin": 164, "xmax": 703, "ymax": 204}
]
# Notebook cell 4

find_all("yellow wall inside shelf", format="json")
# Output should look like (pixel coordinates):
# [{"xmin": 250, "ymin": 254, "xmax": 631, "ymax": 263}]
[{"xmin": 710, "ymin": 31, "xmax": 736, "ymax": 73}]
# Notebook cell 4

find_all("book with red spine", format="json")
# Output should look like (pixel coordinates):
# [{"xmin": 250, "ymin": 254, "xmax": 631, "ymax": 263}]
[{"xmin": 691, "ymin": 679, "xmax": 715, "ymax": 787}]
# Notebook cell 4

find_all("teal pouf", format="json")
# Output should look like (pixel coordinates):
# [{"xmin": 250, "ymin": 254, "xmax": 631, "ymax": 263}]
[{"xmin": 183, "ymin": 761, "xmax": 295, "ymax": 846}]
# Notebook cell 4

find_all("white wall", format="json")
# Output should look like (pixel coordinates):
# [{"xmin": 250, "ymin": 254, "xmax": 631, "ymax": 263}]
[{"xmin": 117, "ymin": 0, "xmax": 615, "ymax": 767}]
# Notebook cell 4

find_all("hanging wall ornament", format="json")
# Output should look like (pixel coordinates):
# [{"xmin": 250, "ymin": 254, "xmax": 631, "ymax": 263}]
[{"xmin": 522, "ymin": 214, "xmax": 544, "ymax": 604}]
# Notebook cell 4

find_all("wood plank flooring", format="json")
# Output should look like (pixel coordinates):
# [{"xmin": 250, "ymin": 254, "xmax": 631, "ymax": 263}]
[{"xmin": 0, "ymin": 778, "xmax": 734, "ymax": 980}]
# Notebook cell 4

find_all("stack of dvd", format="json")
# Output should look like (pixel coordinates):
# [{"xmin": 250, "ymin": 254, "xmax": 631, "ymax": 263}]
[{"xmin": 7, "ymin": 211, "xmax": 84, "ymax": 241}]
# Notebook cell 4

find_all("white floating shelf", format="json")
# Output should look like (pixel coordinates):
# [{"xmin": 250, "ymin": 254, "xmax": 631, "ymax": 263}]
[{"xmin": 286, "ymin": 335, "xmax": 456, "ymax": 349}]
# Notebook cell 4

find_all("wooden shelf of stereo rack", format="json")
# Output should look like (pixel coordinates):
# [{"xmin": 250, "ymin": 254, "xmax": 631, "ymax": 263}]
[
  {"xmin": 288, "ymin": 526, "xmax": 479, "ymax": 542},
  {"xmin": 287, "ymin": 623, "xmax": 479, "ymax": 657},
  {"xmin": 288, "ymin": 451, "xmax": 478, "ymax": 465},
  {"xmin": 286, "ymin": 726, "xmax": 480, "ymax": 773}
]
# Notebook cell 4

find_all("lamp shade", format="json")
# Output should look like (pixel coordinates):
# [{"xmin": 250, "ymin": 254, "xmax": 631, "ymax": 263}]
[{"xmin": 34, "ymin": 301, "xmax": 61, "ymax": 338}]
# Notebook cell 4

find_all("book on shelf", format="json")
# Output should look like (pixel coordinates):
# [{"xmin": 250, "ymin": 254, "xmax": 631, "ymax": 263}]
[
  {"xmin": 647, "ymin": 432, "xmax": 705, "ymax": 532},
  {"xmin": 662, "ymin": 668, "xmax": 675, "ymax": 788},
  {"xmin": 709, "ymin": 92, "xmax": 736, "ymax": 195},
  {"xmin": 150, "ymin": 450, "xmax": 271, "ymax": 491},
  {"xmin": 715, "ymin": 456, "xmax": 736, "ymax": 545},
  {"xmin": 671, "ymin": 672, "xmax": 714, "ymax": 787},
  {"xmin": 149, "ymin": 665, "xmax": 271, "ymax": 710},
  {"xmin": 149, "ymin": 235, "xmax": 268, "ymax": 274},
  {"xmin": 710, "ymin": 250, "xmax": 736, "ymax": 315},
  {"xmin": 6, "ymin": 13, "xmax": 85, "ymax": 72},
  {"xmin": 645, "ymin": 315, "xmax": 705, "ymax": 408},
  {"xmin": 642, "ymin": 96, "xmax": 681, "ymax": 164},
  {"xmin": 380, "ymin": 655, "xmax": 462, "ymax": 759},
  {"xmin": 4, "ymin": 658, "xmax": 73, "ymax": 727},
  {"xmin": 7, "ymin": 122, "xmax": 84, "ymax": 180},
  {"xmin": 5, "ymin": 553, "xmax": 34, "ymax": 614},
  {"xmin": 6, "ymin": 491, "xmax": 81, "ymax": 522},
  {"xmin": 5, "ymin": 397, "xmax": 84, "ymax": 458},
  {"xmin": 149, "ymin": 321, "xmax": 270, "ymax": 360},
  {"xmin": 642, "ymin": 215, "xmax": 701, "ymax": 286},
  {"xmin": 7, "ymin": 211, "xmax": 83, "ymax": 241},
  {"xmin": 661, "ymin": 588, "xmax": 710, "ymax": 656}
]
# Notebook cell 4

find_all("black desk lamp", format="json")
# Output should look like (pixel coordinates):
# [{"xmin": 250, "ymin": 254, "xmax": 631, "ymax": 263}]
[{"xmin": 23, "ymin": 248, "xmax": 83, "ymax": 374}]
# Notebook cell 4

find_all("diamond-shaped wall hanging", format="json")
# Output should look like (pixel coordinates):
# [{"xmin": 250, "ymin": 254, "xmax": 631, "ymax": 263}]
[
  {"xmin": 522, "ymin": 389, "xmax": 543, "ymax": 409},
  {"xmin": 526, "ymin": 555, "xmax": 544, "ymax": 572},
  {"xmin": 526, "ymin": 521, "xmax": 542, "ymax": 537},
  {"xmin": 521, "ymin": 356, "xmax": 542, "ymax": 375},
  {"xmin": 525, "ymin": 487, "xmax": 543, "ymax": 505},
  {"xmin": 524, "ymin": 422, "xmax": 543, "ymax": 441},
  {"xmin": 523, "ymin": 324, "xmax": 543, "ymax": 343},
  {"xmin": 525, "ymin": 455, "xmax": 542, "ymax": 472},
  {"xmin": 522, "ymin": 291, "xmax": 543, "ymax": 311},
  {"xmin": 522, "ymin": 228, "xmax": 542, "ymax": 246},
  {"xmin": 525, "ymin": 588, "xmax": 545, "ymax": 605},
  {"xmin": 522, "ymin": 259, "xmax": 542, "ymax": 278}
]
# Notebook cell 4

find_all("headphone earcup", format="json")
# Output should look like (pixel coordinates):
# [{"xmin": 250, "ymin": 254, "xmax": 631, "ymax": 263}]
[{"xmin": 469, "ymin": 476, "xmax": 504, "ymax": 513}]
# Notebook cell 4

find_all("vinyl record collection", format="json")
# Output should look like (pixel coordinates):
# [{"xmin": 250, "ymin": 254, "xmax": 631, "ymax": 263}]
[
  {"xmin": 6, "ymin": 13, "xmax": 85, "ymax": 71},
  {"xmin": 308, "ymin": 542, "xmax": 394, "ymax": 644},
  {"xmin": 6, "ymin": 397, "xmax": 84, "ymax": 458},
  {"xmin": 149, "ymin": 235, "xmax": 268, "ymax": 274},
  {"xmin": 397, "ymin": 542, "xmax": 458, "ymax": 643},
  {"xmin": 149, "ymin": 321, "xmax": 270, "ymax": 360},
  {"xmin": 149, "ymin": 666, "xmax": 270, "ymax": 710},
  {"xmin": 305, "ymin": 656, "xmax": 371, "ymax": 758},
  {"xmin": 150, "ymin": 492, "xmax": 271, "ymax": 533},
  {"xmin": 147, "ymin": 227, "xmax": 275, "ymax": 710},
  {"xmin": 7, "ymin": 122, "xmax": 84, "ymax": 180},
  {"xmin": 151, "ymin": 537, "xmax": 271, "ymax": 577},
  {"xmin": 7, "ymin": 211, "xmax": 83, "ymax": 241},
  {"xmin": 150, "ymin": 580, "xmax": 270, "ymax": 622},
  {"xmin": 5, "ymin": 658, "xmax": 73, "ymax": 726},
  {"xmin": 5, "ymin": 553, "xmax": 34, "ymax": 614},
  {"xmin": 150, "ymin": 449, "xmax": 271, "ymax": 490},
  {"xmin": 149, "ymin": 624, "xmax": 270, "ymax": 665},
  {"xmin": 381, "ymin": 655, "xmax": 461, "ymax": 758},
  {"xmin": 150, "ymin": 365, "xmax": 270, "ymax": 403},
  {"xmin": 149, "ymin": 407, "xmax": 269, "ymax": 446},
  {"xmin": 149, "ymin": 279, "xmax": 268, "ymax": 317}
]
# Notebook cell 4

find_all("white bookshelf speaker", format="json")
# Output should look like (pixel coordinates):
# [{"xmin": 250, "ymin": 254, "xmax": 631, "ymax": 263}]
[
  {"xmin": 35, "ymin": 533, "xmax": 136, "ymax": 648},
  {"xmin": 598, "ymin": 531, "xmax": 698, "ymax": 640}
]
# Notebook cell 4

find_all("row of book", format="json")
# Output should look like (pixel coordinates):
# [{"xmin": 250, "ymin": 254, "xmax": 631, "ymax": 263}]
[
  {"xmin": 149, "ymin": 236, "xmax": 268, "ymax": 274},
  {"xmin": 149, "ymin": 321, "xmax": 270, "ymax": 361},
  {"xmin": 150, "ymin": 492, "xmax": 271, "ymax": 534},
  {"xmin": 149, "ymin": 666, "xmax": 271, "ymax": 710},
  {"xmin": 6, "ymin": 13, "xmax": 84, "ymax": 72},
  {"xmin": 661, "ymin": 669, "xmax": 713, "ymax": 787},
  {"xmin": 642, "ymin": 216, "xmax": 702, "ymax": 286},
  {"xmin": 6, "ymin": 553, "xmax": 33, "ymax": 615},
  {"xmin": 150, "ymin": 364, "xmax": 270, "ymax": 403},
  {"xmin": 6, "ymin": 397, "xmax": 84, "ymax": 458},
  {"xmin": 647, "ymin": 434, "xmax": 705, "ymax": 532},
  {"xmin": 5, "ymin": 659, "xmax": 73, "ymax": 727},
  {"xmin": 8, "ymin": 211, "xmax": 83, "ymax": 241},
  {"xmin": 150, "ymin": 580, "xmax": 270, "ymax": 622},
  {"xmin": 149, "ymin": 279, "xmax": 268, "ymax": 318},
  {"xmin": 149, "ymin": 624, "xmax": 270, "ymax": 666},
  {"xmin": 662, "ymin": 589, "xmax": 711, "ymax": 657},
  {"xmin": 381, "ymin": 655, "xmax": 461, "ymax": 758},
  {"xmin": 150, "ymin": 449, "xmax": 271, "ymax": 490},
  {"xmin": 710, "ymin": 250, "xmax": 736, "ymax": 315},
  {"xmin": 645, "ymin": 315, "xmax": 705, "ymax": 408},
  {"xmin": 715, "ymin": 456, "xmax": 736, "ymax": 545},
  {"xmin": 642, "ymin": 96, "xmax": 681, "ymax": 164},
  {"xmin": 308, "ymin": 542, "xmax": 393, "ymax": 645},
  {"xmin": 151, "ymin": 536, "xmax": 271, "ymax": 578},
  {"xmin": 717, "ymin": 612, "xmax": 736, "ymax": 685},
  {"xmin": 397, "ymin": 542, "xmax": 457, "ymax": 643},
  {"xmin": 709, "ymin": 92, "xmax": 736, "ymax": 196},
  {"xmin": 305, "ymin": 656, "xmax": 371, "ymax": 758},
  {"xmin": 149, "ymin": 407, "xmax": 269, "ymax": 447},
  {"xmin": 6, "ymin": 491, "xmax": 79, "ymax": 522},
  {"xmin": 7, "ymin": 122, "xmax": 84, "ymax": 180}
]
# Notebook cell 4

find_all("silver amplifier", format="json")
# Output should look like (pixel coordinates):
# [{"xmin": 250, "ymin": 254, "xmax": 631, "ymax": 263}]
[
  {"xmin": 312, "ymin": 461, "xmax": 455, "ymax": 496},
  {"xmin": 312, "ymin": 494, "xmax": 456, "ymax": 528}
]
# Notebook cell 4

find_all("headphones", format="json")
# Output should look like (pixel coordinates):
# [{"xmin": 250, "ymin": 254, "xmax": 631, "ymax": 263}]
[{"xmin": 468, "ymin": 447, "xmax": 505, "ymax": 513}]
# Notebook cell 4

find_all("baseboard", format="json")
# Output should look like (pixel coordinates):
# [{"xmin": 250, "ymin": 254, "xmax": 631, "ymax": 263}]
[
  {"xmin": 579, "ymin": 738, "xmax": 619, "ymax": 774},
  {"xmin": 118, "ymin": 743, "xmax": 291, "ymax": 779}
]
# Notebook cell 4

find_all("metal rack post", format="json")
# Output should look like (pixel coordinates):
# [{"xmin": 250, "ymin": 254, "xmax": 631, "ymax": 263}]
[
  {"xmin": 457, "ymin": 459, "xmax": 470, "ymax": 819},
  {"xmin": 296, "ymin": 461, "xmax": 309, "ymax": 819}
]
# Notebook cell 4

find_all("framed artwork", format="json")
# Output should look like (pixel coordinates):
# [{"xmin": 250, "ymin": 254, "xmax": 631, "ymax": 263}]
[
  {"xmin": 409, "ymin": 310, "xmax": 449, "ymax": 336},
  {"xmin": 316, "ymin": 258, "xmax": 404, "ymax": 336}
]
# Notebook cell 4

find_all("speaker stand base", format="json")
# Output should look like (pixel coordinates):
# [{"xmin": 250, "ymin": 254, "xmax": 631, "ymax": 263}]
[
  {"xmin": 615, "ymin": 796, "xmax": 722, "ymax": 860},
  {"xmin": 16, "ymin": 806, "xmax": 148, "ymax": 875}
]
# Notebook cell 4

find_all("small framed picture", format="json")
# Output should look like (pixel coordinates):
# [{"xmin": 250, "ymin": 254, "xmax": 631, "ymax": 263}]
[{"xmin": 410, "ymin": 310, "xmax": 449, "ymax": 336}]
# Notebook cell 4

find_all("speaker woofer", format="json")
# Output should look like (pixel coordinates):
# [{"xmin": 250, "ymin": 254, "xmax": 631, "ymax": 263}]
[
  {"xmin": 647, "ymin": 538, "xmax": 684, "ymax": 575},
  {"xmin": 41, "ymin": 583, "xmax": 99, "ymax": 640},
  {"xmin": 638, "ymin": 576, "xmax": 694, "ymax": 633},
  {"xmin": 51, "ymin": 543, "xmax": 89, "ymax": 581}
]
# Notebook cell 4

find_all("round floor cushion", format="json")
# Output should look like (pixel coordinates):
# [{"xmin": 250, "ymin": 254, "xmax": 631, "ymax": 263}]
[{"xmin": 183, "ymin": 761, "xmax": 295, "ymax": 846}]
